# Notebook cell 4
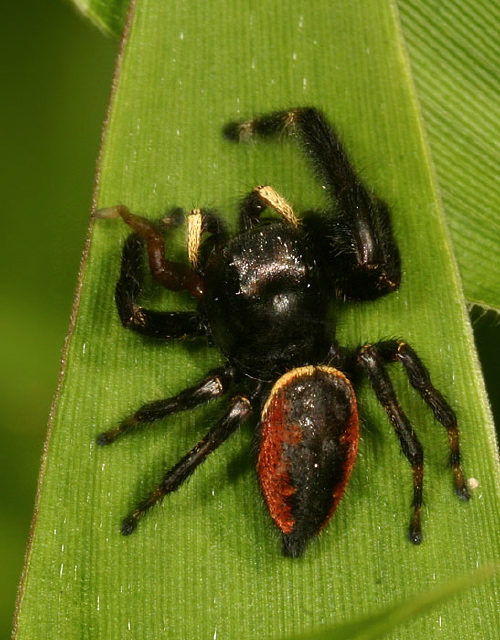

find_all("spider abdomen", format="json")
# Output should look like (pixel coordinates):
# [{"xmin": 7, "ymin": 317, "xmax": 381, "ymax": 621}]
[
  {"xmin": 258, "ymin": 365, "xmax": 359, "ymax": 557},
  {"xmin": 202, "ymin": 223, "xmax": 331, "ymax": 379}
]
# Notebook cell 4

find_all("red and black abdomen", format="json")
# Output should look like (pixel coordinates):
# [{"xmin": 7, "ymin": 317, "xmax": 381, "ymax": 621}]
[{"xmin": 258, "ymin": 365, "xmax": 359, "ymax": 557}]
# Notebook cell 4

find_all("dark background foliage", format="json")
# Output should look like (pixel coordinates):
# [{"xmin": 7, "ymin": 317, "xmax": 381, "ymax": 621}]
[{"xmin": 1, "ymin": 1, "xmax": 116, "ymax": 634}]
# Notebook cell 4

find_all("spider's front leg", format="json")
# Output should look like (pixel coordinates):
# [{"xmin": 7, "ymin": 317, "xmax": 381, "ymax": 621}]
[
  {"xmin": 99, "ymin": 205, "xmax": 205, "ymax": 297},
  {"xmin": 96, "ymin": 205, "xmax": 226, "ymax": 339},
  {"xmin": 224, "ymin": 107, "xmax": 401, "ymax": 300}
]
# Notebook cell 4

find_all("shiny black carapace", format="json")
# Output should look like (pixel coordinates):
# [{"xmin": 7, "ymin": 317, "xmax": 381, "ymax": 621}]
[{"xmin": 96, "ymin": 107, "xmax": 469, "ymax": 557}]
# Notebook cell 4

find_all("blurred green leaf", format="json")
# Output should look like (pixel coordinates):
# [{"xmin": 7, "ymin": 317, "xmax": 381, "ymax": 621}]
[
  {"xmin": 71, "ymin": 0, "xmax": 129, "ymax": 36},
  {"xmin": 14, "ymin": 1, "xmax": 499, "ymax": 639},
  {"xmin": 287, "ymin": 564, "xmax": 500, "ymax": 640}
]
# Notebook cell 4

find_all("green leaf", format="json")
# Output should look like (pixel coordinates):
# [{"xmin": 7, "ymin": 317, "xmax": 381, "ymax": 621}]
[
  {"xmin": 399, "ymin": 0, "xmax": 500, "ymax": 312},
  {"xmin": 14, "ymin": 1, "xmax": 500, "ymax": 639}
]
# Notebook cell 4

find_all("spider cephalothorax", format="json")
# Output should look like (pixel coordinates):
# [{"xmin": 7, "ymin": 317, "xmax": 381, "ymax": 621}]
[{"xmin": 96, "ymin": 107, "xmax": 469, "ymax": 557}]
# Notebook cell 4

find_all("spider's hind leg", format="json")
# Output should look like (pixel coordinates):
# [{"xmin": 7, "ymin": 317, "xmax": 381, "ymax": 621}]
[
  {"xmin": 96, "ymin": 365, "xmax": 237, "ymax": 445},
  {"xmin": 356, "ymin": 343, "xmax": 425, "ymax": 543},
  {"xmin": 356, "ymin": 340, "xmax": 470, "ymax": 544},
  {"xmin": 121, "ymin": 388, "xmax": 256, "ymax": 535},
  {"xmin": 375, "ymin": 340, "xmax": 470, "ymax": 501}
]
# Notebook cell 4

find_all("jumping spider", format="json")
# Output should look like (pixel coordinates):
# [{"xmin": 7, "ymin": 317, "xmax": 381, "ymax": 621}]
[{"xmin": 96, "ymin": 107, "xmax": 469, "ymax": 557}]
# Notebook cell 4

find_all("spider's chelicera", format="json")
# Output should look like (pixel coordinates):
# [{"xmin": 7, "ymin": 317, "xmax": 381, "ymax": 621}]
[{"xmin": 96, "ymin": 107, "xmax": 469, "ymax": 557}]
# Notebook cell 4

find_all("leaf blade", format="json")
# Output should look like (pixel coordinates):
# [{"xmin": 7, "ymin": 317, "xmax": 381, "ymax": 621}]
[{"xmin": 15, "ymin": 1, "xmax": 500, "ymax": 639}]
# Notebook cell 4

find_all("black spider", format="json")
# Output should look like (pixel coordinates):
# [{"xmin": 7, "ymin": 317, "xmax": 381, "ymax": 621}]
[{"xmin": 96, "ymin": 107, "xmax": 469, "ymax": 557}]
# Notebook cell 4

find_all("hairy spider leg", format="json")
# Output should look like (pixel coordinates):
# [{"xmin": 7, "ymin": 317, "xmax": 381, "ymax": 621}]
[
  {"xmin": 108, "ymin": 206, "xmax": 227, "ymax": 339},
  {"xmin": 115, "ymin": 233, "xmax": 205, "ymax": 339},
  {"xmin": 356, "ymin": 341, "xmax": 470, "ymax": 543},
  {"xmin": 224, "ymin": 107, "xmax": 401, "ymax": 300},
  {"xmin": 121, "ymin": 390, "xmax": 256, "ymax": 535},
  {"xmin": 238, "ymin": 185, "xmax": 299, "ymax": 230},
  {"xmin": 106, "ymin": 204, "xmax": 205, "ymax": 297},
  {"xmin": 357, "ymin": 344, "xmax": 424, "ymax": 544},
  {"xmin": 96, "ymin": 365, "xmax": 238, "ymax": 445},
  {"xmin": 356, "ymin": 344, "xmax": 425, "ymax": 544},
  {"xmin": 375, "ymin": 340, "xmax": 470, "ymax": 501}
]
